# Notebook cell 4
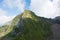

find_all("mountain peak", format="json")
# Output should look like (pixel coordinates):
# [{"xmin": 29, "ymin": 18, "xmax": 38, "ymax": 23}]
[{"xmin": 22, "ymin": 10, "xmax": 36, "ymax": 18}]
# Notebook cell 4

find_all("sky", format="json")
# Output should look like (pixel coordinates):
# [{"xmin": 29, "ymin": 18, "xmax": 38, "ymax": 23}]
[{"xmin": 0, "ymin": 0, "xmax": 60, "ymax": 25}]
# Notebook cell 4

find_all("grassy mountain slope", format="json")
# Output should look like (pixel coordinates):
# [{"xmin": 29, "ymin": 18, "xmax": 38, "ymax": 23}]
[{"xmin": 0, "ymin": 10, "xmax": 52, "ymax": 40}]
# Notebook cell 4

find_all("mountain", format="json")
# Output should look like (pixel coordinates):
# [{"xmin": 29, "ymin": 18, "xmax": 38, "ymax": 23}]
[
  {"xmin": 47, "ymin": 16, "xmax": 60, "ymax": 24},
  {"xmin": 53, "ymin": 16, "xmax": 60, "ymax": 24},
  {"xmin": 0, "ymin": 10, "xmax": 52, "ymax": 40}
]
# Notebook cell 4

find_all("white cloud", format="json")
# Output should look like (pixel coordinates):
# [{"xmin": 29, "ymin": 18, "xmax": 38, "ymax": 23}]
[
  {"xmin": 0, "ymin": 9, "xmax": 6, "ymax": 16},
  {"xmin": 3, "ymin": 0, "xmax": 25, "ymax": 12},
  {"xmin": 0, "ymin": 9, "xmax": 15, "ymax": 25},
  {"xmin": 0, "ymin": 0, "xmax": 26, "ymax": 25},
  {"xmin": 30, "ymin": 0, "xmax": 60, "ymax": 18}
]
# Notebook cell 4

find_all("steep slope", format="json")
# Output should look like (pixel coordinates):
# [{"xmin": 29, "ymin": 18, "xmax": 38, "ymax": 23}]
[{"xmin": 0, "ymin": 10, "xmax": 52, "ymax": 40}]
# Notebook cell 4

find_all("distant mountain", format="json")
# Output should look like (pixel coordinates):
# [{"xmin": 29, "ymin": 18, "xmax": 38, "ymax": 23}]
[
  {"xmin": 0, "ymin": 10, "xmax": 52, "ymax": 40},
  {"xmin": 55, "ymin": 16, "xmax": 60, "ymax": 20},
  {"xmin": 54, "ymin": 16, "xmax": 60, "ymax": 24},
  {"xmin": 47, "ymin": 16, "xmax": 60, "ymax": 24}
]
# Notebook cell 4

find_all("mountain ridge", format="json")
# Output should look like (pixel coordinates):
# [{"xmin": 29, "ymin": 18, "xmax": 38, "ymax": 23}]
[{"xmin": 0, "ymin": 10, "xmax": 52, "ymax": 40}]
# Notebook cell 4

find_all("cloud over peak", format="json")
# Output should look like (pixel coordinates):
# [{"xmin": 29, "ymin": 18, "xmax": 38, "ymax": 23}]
[
  {"xmin": 0, "ymin": 0, "xmax": 60, "ymax": 25},
  {"xmin": 30, "ymin": 0, "xmax": 60, "ymax": 18}
]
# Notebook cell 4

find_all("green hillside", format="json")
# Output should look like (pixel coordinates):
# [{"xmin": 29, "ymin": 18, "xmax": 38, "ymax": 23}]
[{"xmin": 0, "ymin": 10, "xmax": 52, "ymax": 40}]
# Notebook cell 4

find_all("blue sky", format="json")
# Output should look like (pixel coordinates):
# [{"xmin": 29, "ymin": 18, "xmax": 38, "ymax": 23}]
[
  {"xmin": 0, "ymin": 0, "xmax": 31, "ymax": 16},
  {"xmin": 0, "ymin": 0, "xmax": 60, "ymax": 25}
]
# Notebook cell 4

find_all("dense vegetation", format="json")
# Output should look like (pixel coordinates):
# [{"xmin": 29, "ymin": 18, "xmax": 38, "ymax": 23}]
[{"xmin": 0, "ymin": 10, "xmax": 52, "ymax": 40}]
